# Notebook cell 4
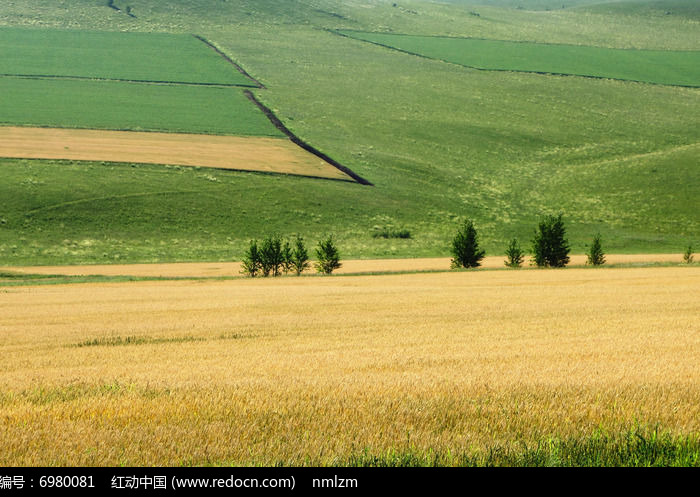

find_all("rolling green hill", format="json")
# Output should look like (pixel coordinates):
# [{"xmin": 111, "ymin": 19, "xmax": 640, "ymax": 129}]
[{"xmin": 0, "ymin": 0, "xmax": 698, "ymax": 264}]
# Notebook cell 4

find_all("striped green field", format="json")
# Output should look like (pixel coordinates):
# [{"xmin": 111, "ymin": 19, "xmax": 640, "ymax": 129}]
[
  {"xmin": 0, "ymin": 27, "xmax": 253, "ymax": 86},
  {"xmin": 0, "ymin": 27, "xmax": 281, "ymax": 135},
  {"xmin": 0, "ymin": 77, "xmax": 282, "ymax": 136},
  {"xmin": 341, "ymin": 31, "xmax": 700, "ymax": 87}
]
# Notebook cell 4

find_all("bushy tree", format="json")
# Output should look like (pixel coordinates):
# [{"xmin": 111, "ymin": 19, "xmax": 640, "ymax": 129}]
[
  {"xmin": 587, "ymin": 233, "xmax": 606, "ymax": 266},
  {"xmin": 240, "ymin": 239, "xmax": 261, "ymax": 277},
  {"xmin": 504, "ymin": 238, "xmax": 524, "ymax": 268},
  {"xmin": 450, "ymin": 219, "xmax": 485, "ymax": 269},
  {"xmin": 315, "ymin": 235, "xmax": 341, "ymax": 275},
  {"xmin": 291, "ymin": 236, "xmax": 310, "ymax": 276},
  {"xmin": 531, "ymin": 213, "xmax": 570, "ymax": 268},
  {"xmin": 260, "ymin": 235, "xmax": 284, "ymax": 277}
]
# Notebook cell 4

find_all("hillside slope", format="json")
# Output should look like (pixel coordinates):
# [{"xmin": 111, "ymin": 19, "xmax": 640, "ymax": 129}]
[{"xmin": 0, "ymin": 0, "xmax": 697, "ymax": 264}]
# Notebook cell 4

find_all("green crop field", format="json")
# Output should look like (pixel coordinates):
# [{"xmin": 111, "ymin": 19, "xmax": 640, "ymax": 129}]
[
  {"xmin": 0, "ymin": 27, "xmax": 254, "ymax": 86},
  {"xmin": 0, "ymin": 77, "xmax": 282, "ymax": 136},
  {"xmin": 341, "ymin": 31, "xmax": 700, "ymax": 87},
  {"xmin": 0, "ymin": 0, "xmax": 698, "ymax": 265}
]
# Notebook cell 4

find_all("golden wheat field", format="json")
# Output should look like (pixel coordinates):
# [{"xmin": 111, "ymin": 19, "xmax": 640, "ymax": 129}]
[
  {"xmin": 0, "ymin": 127, "xmax": 350, "ymax": 181},
  {"xmin": 1, "ymin": 266, "xmax": 699, "ymax": 465}
]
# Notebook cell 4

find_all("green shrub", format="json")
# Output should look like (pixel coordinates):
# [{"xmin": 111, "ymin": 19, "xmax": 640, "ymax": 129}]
[
  {"xmin": 587, "ymin": 233, "xmax": 606, "ymax": 266},
  {"xmin": 504, "ymin": 238, "xmax": 524, "ymax": 268}
]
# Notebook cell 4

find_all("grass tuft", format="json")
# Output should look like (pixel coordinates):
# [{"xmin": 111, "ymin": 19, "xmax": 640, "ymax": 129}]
[
  {"xmin": 346, "ymin": 428, "xmax": 700, "ymax": 467},
  {"xmin": 73, "ymin": 335, "xmax": 205, "ymax": 348}
]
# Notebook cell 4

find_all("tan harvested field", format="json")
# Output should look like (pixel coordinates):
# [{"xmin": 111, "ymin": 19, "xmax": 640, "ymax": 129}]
[
  {"xmin": 0, "ymin": 253, "xmax": 685, "ymax": 278},
  {"xmin": 0, "ymin": 126, "xmax": 351, "ymax": 180},
  {"xmin": 0, "ymin": 267, "xmax": 698, "ymax": 465}
]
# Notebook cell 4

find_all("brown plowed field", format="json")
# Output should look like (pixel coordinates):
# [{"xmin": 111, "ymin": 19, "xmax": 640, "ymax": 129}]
[
  {"xmin": 1, "ymin": 253, "xmax": 685, "ymax": 278},
  {"xmin": 0, "ymin": 126, "xmax": 351, "ymax": 180}
]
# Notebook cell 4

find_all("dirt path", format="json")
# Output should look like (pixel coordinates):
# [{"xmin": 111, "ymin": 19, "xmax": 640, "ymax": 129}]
[
  {"xmin": 0, "ymin": 126, "xmax": 352, "ymax": 181},
  {"xmin": 1, "ymin": 254, "xmax": 687, "ymax": 278}
]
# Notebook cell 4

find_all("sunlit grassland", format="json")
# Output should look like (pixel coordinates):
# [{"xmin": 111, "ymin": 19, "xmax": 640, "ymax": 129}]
[
  {"xmin": 379, "ymin": 0, "xmax": 700, "ymax": 50},
  {"xmin": 582, "ymin": 0, "xmax": 700, "ymax": 21},
  {"xmin": 1, "ymin": 134, "xmax": 696, "ymax": 265},
  {"xmin": 0, "ymin": 0, "xmax": 698, "ymax": 265},
  {"xmin": 0, "ymin": 267, "xmax": 698, "ymax": 466}
]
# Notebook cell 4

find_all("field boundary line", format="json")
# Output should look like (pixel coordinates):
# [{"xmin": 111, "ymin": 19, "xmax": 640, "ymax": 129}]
[
  {"xmin": 192, "ymin": 35, "xmax": 266, "ymax": 89},
  {"xmin": 105, "ymin": 0, "xmax": 120, "ymax": 13},
  {"xmin": 0, "ymin": 123, "xmax": 273, "ymax": 137},
  {"xmin": 331, "ymin": 30, "xmax": 700, "ymax": 89},
  {"xmin": 243, "ymin": 90, "xmax": 374, "ymax": 186},
  {"xmin": 2, "ymin": 155, "xmax": 362, "ymax": 185},
  {"xmin": 0, "ymin": 73, "xmax": 259, "ymax": 89},
  {"xmin": 335, "ymin": 29, "xmax": 700, "ymax": 54},
  {"xmin": 313, "ymin": 8, "xmax": 353, "ymax": 21}
]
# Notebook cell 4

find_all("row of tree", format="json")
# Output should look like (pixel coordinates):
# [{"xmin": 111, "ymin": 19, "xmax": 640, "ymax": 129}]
[
  {"xmin": 451, "ymin": 213, "xmax": 605, "ymax": 269},
  {"xmin": 241, "ymin": 235, "xmax": 341, "ymax": 277},
  {"xmin": 241, "ymin": 214, "xmax": 694, "ymax": 277}
]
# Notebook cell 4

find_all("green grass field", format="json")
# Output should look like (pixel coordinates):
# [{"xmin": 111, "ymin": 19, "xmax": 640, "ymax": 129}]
[
  {"xmin": 582, "ymin": 0, "xmax": 700, "ymax": 20},
  {"xmin": 0, "ymin": 77, "xmax": 282, "ymax": 135},
  {"xmin": 0, "ymin": 27, "xmax": 253, "ymax": 86},
  {"xmin": 341, "ymin": 31, "xmax": 700, "ymax": 87},
  {"xmin": 0, "ymin": 0, "xmax": 698, "ymax": 265}
]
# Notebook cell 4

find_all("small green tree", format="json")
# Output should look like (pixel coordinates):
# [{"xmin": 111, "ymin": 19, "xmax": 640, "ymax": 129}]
[
  {"xmin": 683, "ymin": 244, "xmax": 694, "ymax": 264},
  {"xmin": 260, "ymin": 235, "xmax": 284, "ymax": 277},
  {"xmin": 531, "ymin": 213, "xmax": 570, "ymax": 268},
  {"xmin": 315, "ymin": 235, "xmax": 341, "ymax": 275},
  {"xmin": 281, "ymin": 239, "xmax": 293, "ymax": 275},
  {"xmin": 587, "ymin": 233, "xmax": 606, "ymax": 266},
  {"xmin": 291, "ymin": 236, "xmax": 310, "ymax": 276},
  {"xmin": 240, "ymin": 240, "xmax": 261, "ymax": 277},
  {"xmin": 450, "ymin": 219, "xmax": 485, "ymax": 269},
  {"xmin": 504, "ymin": 238, "xmax": 524, "ymax": 268}
]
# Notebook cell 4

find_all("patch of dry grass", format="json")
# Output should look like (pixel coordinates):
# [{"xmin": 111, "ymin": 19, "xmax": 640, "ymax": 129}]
[
  {"xmin": 1, "ymin": 267, "xmax": 698, "ymax": 465},
  {"xmin": 0, "ymin": 253, "xmax": 687, "ymax": 278},
  {"xmin": 0, "ymin": 127, "xmax": 350, "ymax": 181}
]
